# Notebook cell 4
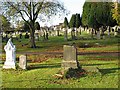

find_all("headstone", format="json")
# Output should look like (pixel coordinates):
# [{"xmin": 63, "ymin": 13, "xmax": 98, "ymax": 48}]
[
  {"xmin": 114, "ymin": 31, "xmax": 118, "ymax": 36},
  {"xmin": 35, "ymin": 33, "xmax": 39, "ymax": 41},
  {"xmin": 87, "ymin": 30, "xmax": 89, "ymax": 34},
  {"xmin": 19, "ymin": 55, "xmax": 27, "ymax": 69},
  {"xmin": 63, "ymin": 28, "xmax": 68, "ymax": 41},
  {"xmin": 46, "ymin": 32, "xmax": 49, "ymax": 40},
  {"xmin": 75, "ymin": 28, "xmax": 79, "ymax": 39},
  {"xmin": 71, "ymin": 28, "xmax": 76, "ymax": 40},
  {"xmin": 61, "ymin": 45, "xmax": 80, "ymax": 69},
  {"xmin": 97, "ymin": 30, "xmax": 100, "ymax": 39},
  {"xmin": 114, "ymin": 26, "xmax": 118, "ymax": 36},
  {"xmin": 3, "ymin": 38, "xmax": 16, "ymax": 69}
]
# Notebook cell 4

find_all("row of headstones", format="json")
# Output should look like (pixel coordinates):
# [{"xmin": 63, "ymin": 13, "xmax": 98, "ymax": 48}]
[
  {"xmin": 2, "ymin": 27, "xmax": 87, "ymax": 42},
  {"xmin": 3, "ymin": 38, "xmax": 79, "ymax": 70},
  {"xmin": 85, "ymin": 26, "xmax": 119, "ymax": 36}
]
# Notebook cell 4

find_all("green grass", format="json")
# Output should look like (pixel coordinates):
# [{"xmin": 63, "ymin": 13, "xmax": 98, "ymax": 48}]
[
  {"xmin": 2, "ymin": 33, "xmax": 119, "ymax": 53},
  {"xmin": 1, "ymin": 32, "xmax": 119, "ymax": 88},
  {"xmin": 1, "ymin": 55, "xmax": 119, "ymax": 88}
]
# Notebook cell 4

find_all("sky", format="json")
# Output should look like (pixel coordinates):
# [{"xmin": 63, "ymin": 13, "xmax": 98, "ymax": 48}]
[
  {"xmin": 0, "ymin": 0, "xmax": 85, "ymax": 27},
  {"xmin": 39, "ymin": 0, "xmax": 85, "ymax": 27},
  {"xmin": 60, "ymin": 0, "xmax": 85, "ymax": 18}
]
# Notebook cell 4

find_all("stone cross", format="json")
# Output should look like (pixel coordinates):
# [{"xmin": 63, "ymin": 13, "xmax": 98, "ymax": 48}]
[
  {"xmin": 3, "ymin": 38, "xmax": 16, "ymax": 69},
  {"xmin": 61, "ymin": 45, "xmax": 80, "ymax": 69},
  {"xmin": 19, "ymin": 55, "xmax": 27, "ymax": 69}
]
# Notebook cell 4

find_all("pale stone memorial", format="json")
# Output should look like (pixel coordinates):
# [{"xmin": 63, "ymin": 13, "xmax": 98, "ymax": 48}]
[
  {"xmin": 61, "ymin": 45, "xmax": 80, "ymax": 69},
  {"xmin": 19, "ymin": 55, "xmax": 27, "ymax": 69},
  {"xmin": 97, "ymin": 30, "xmax": 100, "ymax": 39},
  {"xmin": 3, "ymin": 38, "xmax": 16, "ymax": 69}
]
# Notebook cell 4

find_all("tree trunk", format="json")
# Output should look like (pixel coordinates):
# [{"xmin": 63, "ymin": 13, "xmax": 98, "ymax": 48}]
[{"xmin": 30, "ymin": 27, "xmax": 36, "ymax": 48}]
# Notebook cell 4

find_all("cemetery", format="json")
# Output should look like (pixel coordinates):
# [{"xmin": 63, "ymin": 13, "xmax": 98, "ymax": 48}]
[{"xmin": 0, "ymin": 0, "xmax": 120, "ymax": 89}]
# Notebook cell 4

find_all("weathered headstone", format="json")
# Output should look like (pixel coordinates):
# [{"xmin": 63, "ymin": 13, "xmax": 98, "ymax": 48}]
[
  {"xmin": 97, "ymin": 30, "xmax": 100, "ymax": 39},
  {"xmin": 19, "ymin": 55, "xmax": 27, "ymax": 69},
  {"xmin": 63, "ymin": 28, "xmax": 68, "ymax": 41},
  {"xmin": 71, "ymin": 28, "xmax": 76, "ymax": 40},
  {"xmin": 61, "ymin": 45, "xmax": 80, "ymax": 69},
  {"xmin": 114, "ymin": 26, "xmax": 118, "ymax": 36},
  {"xmin": 3, "ymin": 38, "xmax": 16, "ymax": 69},
  {"xmin": 114, "ymin": 31, "xmax": 118, "ymax": 36}
]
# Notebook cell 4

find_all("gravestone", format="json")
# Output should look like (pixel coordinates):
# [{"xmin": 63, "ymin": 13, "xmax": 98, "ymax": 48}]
[
  {"xmin": 114, "ymin": 31, "xmax": 118, "ymax": 36},
  {"xmin": 63, "ymin": 28, "xmax": 68, "ymax": 41},
  {"xmin": 19, "ymin": 55, "xmax": 27, "ymax": 69},
  {"xmin": 61, "ymin": 45, "xmax": 80, "ymax": 69},
  {"xmin": 97, "ymin": 30, "xmax": 100, "ymax": 39},
  {"xmin": 3, "ymin": 38, "xmax": 16, "ymax": 69},
  {"xmin": 71, "ymin": 28, "xmax": 76, "ymax": 40},
  {"xmin": 114, "ymin": 26, "xmax": 118, "ymax": 36}
]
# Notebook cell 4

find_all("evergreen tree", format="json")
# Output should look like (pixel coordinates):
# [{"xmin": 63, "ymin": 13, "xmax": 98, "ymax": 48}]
[
  {"xmin": 63, "ymin": 17, "xmax": 69, "ymax": 40},
  {"xmin": 82, "ymin": 2, "xmax": 92, "ymax": 27},
  {"xmin": 69, "ymin": 14, "xmax": 76, "ymax": 28},
  {"xmin": 76, "ymin": 14, "xmax": 81, "ymax": 28},
  {"xmin": 35, "ymin": 22, "xmax": 40, "ymax": 30},
  {"xmin": 82, "ymin": 2, "xmax": 117, "ymax": 29},
  {"xmin": 63, "ymin": 17, "xmax": 69, "ymax": 28}
]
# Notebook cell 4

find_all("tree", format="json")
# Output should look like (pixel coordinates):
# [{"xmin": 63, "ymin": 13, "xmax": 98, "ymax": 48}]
[
  {"xmin": 69, "ymin": 14, "xmax": 76, "ymax": 40},
  {"xmin": 82, "ymin": 2, "xmax": 91, "ymax": 27},
  {"xmin": 0, "ymin": 15, "xmax": 11, "ymax": 33},
  {"xmin": 2, "ymin": 0, "xmax": 67, "ymax": 48},
  {"xmin": 15, "ymin": 20, "xmax": 24, "ymax": 32},
  {"xmin": 82, "ymin": 2, "xmax": 117, "ymax": 29},
  {"xmin": 23, "ymin": 21, "xmax": 30, "ymax": 32},
  {"xmin": 69, "ymin": 14, "xmax": 76, "ymax": 28},
  {"xmin": 82, "ymin": 2, "xmax": 117, "ymax": 39},
  {"xmin": 76, "ymin": 14, "xmax": 81, "ymax": 28},
  {"xmin": 63, "ymin": 17, "xmax": 69, "ymax": 40},
  {"xmin": 63, "ymin": 17, "xmax": 69, "ymax": 28},
  {"xmin": 112, "ymin": 0, "xmax": 120, "ymax": 25}
]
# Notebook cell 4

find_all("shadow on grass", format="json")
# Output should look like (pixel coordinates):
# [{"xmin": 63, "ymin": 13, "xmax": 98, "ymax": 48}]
[
  {"xmin": 27, "ymin": 63, "xmax": 61, "ymax": 70},
  {"xmin": 2, "ymin": 78, "xmax": 56, "ymax": 83},
  {"xmin": 98, "ymin": 67, "xmax": 119, "ymax": 75},
  {"xmin": 82, "ymin": 63, "xmax": 114, "ymax": 66}
]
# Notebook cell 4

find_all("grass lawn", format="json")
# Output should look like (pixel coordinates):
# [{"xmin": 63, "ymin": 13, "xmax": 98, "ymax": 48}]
[
  {"xmin": 1, "ymin": 33, "xmax": 119, "ymax": 53},
  {"xmin": 1, "ymin": 55, "xmax": 119, "ymax": 88},
  {"xmin": 1, "ymin": 32, "xmax": 119, "ymax": 88}
]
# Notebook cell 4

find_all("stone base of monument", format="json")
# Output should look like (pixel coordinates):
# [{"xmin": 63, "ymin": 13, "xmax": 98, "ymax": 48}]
[
  {"xmin": 3, "ymin": 61, "xmax": 16, "ymax": 69},
  {"xmin": 61, "ymin": 60, "xmax": 78, "ymax": 69},
  {"xmin": 54, "ymin": 67, "xmax": 86, "ymax": 79},
  {"xmin": 82, "ymin": 66, "xmax": 99, "ymax": 72}
]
